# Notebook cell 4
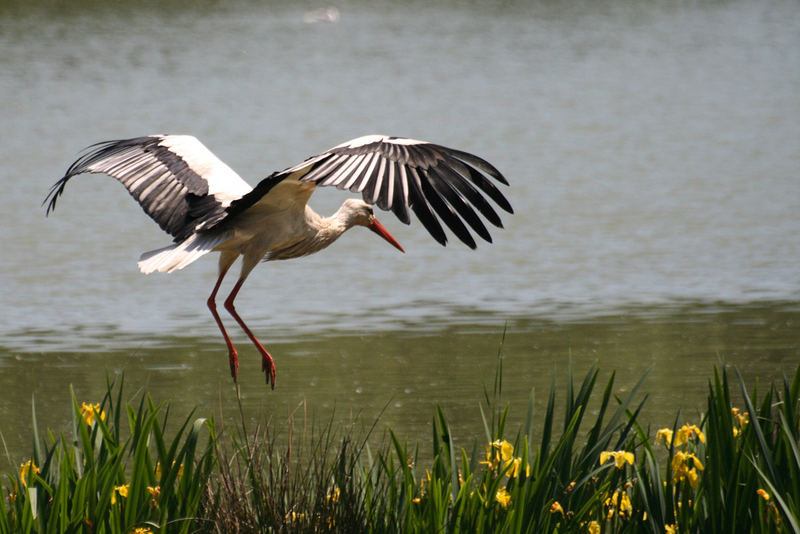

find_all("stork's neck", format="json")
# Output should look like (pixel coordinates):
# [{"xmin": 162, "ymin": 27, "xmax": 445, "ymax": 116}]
[
  {"xmin": 313, "ymin": 202, "xmax": 366, "ymax": 241},
  {"xmin": 267, "ymin": 203, "xmax": 358, "ymax": 261}
]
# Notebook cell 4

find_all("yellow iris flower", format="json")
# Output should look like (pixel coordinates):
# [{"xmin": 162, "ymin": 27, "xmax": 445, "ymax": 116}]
[
  {"xmin": 674, "ymin": 424, "xmax": 705, "ymax": 446},
  {"xmin": 80, "ymin": 402, "xmax": 105, "ymax": 426},
  {"xmin": 508, "ymin": 457, "xmax": 530, "ymax": 478},
  {"xmin": 111, "ymin": 483, "xmax": 129, "ymax": 505},
  {"xmin": 671, "ymin": 451, "xmax": 704, "ymax": 488},
  {"xmin": 481, "ymin": 440, "xmax": 529, "ymax": 478},
  {"xmin": 657, "ymin": 423, "xmax": 705, "ymax": 447},
  {"xmin": 656, "ymin": 428, "xmax": 674, "ymax": 445},
  {"xmin": 481, "ymin": 439, "xmax": 514, "ymax": 465},
  {"xmin": 600, "ymin": 450, "xmax": 634, "ymax": 469},
  {"xmin": 19, "ymin": 460, "xmax": 39, "ymax": 487},
  {"xmin": 604, "ymin": 489, "xmax": 633, "ymax": 519},
  {"xmin": 495, "ymin": 486, "xmax": 511, "ymax": 508}
]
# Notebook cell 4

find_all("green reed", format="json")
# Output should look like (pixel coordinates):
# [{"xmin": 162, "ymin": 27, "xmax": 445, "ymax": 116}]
[
  {"xmin": 0, "ymin": 376, "xmax": 215, "ymax": 534},
  {"xmin": 1, "ymin": 353, "xmax": 798, "ymax": 533}
]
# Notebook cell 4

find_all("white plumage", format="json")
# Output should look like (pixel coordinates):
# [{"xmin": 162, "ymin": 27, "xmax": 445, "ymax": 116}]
[{"xmin": 45, "ymin": 134, "xmax": 512, "ymax": 388}]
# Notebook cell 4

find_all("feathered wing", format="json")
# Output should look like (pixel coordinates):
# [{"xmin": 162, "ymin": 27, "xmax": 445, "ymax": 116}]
[
  {"xmin": 45, "ymin": 135, "xmax": 253, "ymax": 242},
  {"xmin": 47, "ymin": 133, "xmax": 511, "ymax": 264},
  {"xmin": 231, "ymin": 135, "xmax": 513, "ymax": 249}
]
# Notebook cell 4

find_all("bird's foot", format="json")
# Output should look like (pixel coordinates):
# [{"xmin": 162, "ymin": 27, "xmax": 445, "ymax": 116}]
[
  {"xmin": 262, "ymin": 351, "xmax": 276, "ymax": 390},
  {"xmin": 228, "ymin": 348, "xmax": 239, "ymax": 382}
]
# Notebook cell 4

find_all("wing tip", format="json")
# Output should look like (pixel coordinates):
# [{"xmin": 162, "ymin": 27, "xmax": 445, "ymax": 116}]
[{"xmin": 43, "ymin": 177, "xmax": 69, "ymax": 215}]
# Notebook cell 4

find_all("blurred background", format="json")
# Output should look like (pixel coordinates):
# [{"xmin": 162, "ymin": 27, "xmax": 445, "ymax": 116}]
[{"xmin": 1, "ymin": 0, "xmax": 798, "ymax": 459}]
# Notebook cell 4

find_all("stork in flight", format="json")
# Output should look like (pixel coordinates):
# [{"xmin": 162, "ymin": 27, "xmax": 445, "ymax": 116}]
[{"xmin": 45, "ymin": 134, "xmax": 512, "ymax": 388}]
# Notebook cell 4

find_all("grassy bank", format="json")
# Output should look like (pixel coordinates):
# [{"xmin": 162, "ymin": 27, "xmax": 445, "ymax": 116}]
[{"xmin": 1, "ymin": 355, "xmax": 798, "ymax": 533}]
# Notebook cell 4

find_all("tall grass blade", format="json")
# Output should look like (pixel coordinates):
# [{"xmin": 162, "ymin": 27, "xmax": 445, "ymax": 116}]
[
  {"xmin": 751, "ymin": 462, "xmax": 800, "ymax": 534},
  {"xmin": 30, "ymin": 393, "xmax": 42, "ymax": 466},
  {"xmin": 737, "ymin": 370, "xmax": 779, "ymax": 486}
]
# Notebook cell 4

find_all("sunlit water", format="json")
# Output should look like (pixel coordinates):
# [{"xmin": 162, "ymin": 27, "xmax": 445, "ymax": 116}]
[{"xmin": 0, "ymin": 0, "xmax": 798, "ymax": 460}]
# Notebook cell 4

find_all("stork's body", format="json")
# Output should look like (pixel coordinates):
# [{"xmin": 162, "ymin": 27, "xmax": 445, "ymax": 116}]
[{"xmin": 45, "ymin": 134, "xmax": 512, "ymax": 388}]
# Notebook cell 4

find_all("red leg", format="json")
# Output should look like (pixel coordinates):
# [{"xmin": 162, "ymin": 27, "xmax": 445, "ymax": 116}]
[
  {"xmin": 224, "ymin": 277, "xmax": 277, "ymax": 389},
  {"xmin": 207, "ymin": 265, "xmax": 239, "ymax": 382}
]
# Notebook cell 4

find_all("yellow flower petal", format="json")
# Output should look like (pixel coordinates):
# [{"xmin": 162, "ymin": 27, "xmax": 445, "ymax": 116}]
[
  {"xmin": 691, "ymin": 425, "xmax": 706, "ymax": 444},
  {"xmin": 691, "ymin": 455, "xmax": 704, "ymax": 471},
  {"xmin": 499, "ymin": 440, "xmax": 514, "ymax": 462},
  {"xmin": 19, "ymin": 460, "xmax": 39, "ymax": 487},
  {"xmin": 495, "ymin": 486, "xmax": 511, "ymax": 508},
  {"xmin": 687, "ymin": 468, "xmax": 700, "ymax": 488},
  {"xmin": 600, "ymin": 450, "xmax": 634, "ymax": 469},
  {"xmin": 674, "ymin": 426, "xmax": 689, "ymax": 446},
  {"xmin": 675, "ymin": 423, "xmax": 705, "ymax": 446},
  {"xmin": 620, "ymin": 451, "xmax": 635, "ymax": 468},
  {"xmin": 508, "ymin": 457, "xmax": 522, "ymax": 478},
  {"xmin": 604, "ymin": 489, "xmax": 633, "ymax": 519},
  {"xmin": 80, "ymin": 402, "xmax": 105, "ymax": 427},
  {"xmin": 656, "ymin": 428, "xmax": 673, "ymax": 445}
]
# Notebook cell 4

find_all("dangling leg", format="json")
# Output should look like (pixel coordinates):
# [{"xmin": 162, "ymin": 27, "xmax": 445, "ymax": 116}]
[
  {"xmin": 223, "ymin": 259, "xmax": 277, "ymax": 389},
  {"xmin": 208, "ymin": 251, "xmax": 240, "ymax": 381}
]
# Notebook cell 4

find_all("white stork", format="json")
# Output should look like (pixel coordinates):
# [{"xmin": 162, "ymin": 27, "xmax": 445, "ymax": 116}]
[{"xmin": 45, "ymin": 134, "xmax": 512, "ymax": 388}]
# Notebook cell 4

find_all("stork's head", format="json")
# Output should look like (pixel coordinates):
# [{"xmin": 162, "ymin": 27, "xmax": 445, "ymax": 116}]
[{"xmin": 341, "ymin": 198, "xmax": 405, "ymax": 253}]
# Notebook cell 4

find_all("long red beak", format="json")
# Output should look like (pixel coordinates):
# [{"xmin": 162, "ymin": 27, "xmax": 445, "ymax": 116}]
[{"xmin": 368, "ymin": 218, "xmax": 405, "ymax": 253}]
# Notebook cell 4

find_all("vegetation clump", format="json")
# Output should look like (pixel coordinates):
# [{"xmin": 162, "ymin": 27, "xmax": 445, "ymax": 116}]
[{"xmin": 2, "ymin": 356, "xmax": 798, "ymax": 533}]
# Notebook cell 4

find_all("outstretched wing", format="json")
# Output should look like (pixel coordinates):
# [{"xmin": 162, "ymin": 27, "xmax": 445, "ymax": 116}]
[
  {"xmin": 233, "ymin": 135, "xmax": 513, "ymax": 249},
  {"xmin": 45, "ymin": 135, "xmax": 253, "ymax": 242}
]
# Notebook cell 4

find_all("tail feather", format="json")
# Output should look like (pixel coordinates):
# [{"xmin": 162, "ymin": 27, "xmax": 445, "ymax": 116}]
[{"xmin": 138, "ymin": 232, "xmax": 230, "ymax": 274}]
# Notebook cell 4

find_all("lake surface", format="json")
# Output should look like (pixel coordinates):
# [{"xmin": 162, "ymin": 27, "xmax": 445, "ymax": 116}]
[{"xmin": 1, "ymin": 0, "xmax": 798, "ymax": 460}]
